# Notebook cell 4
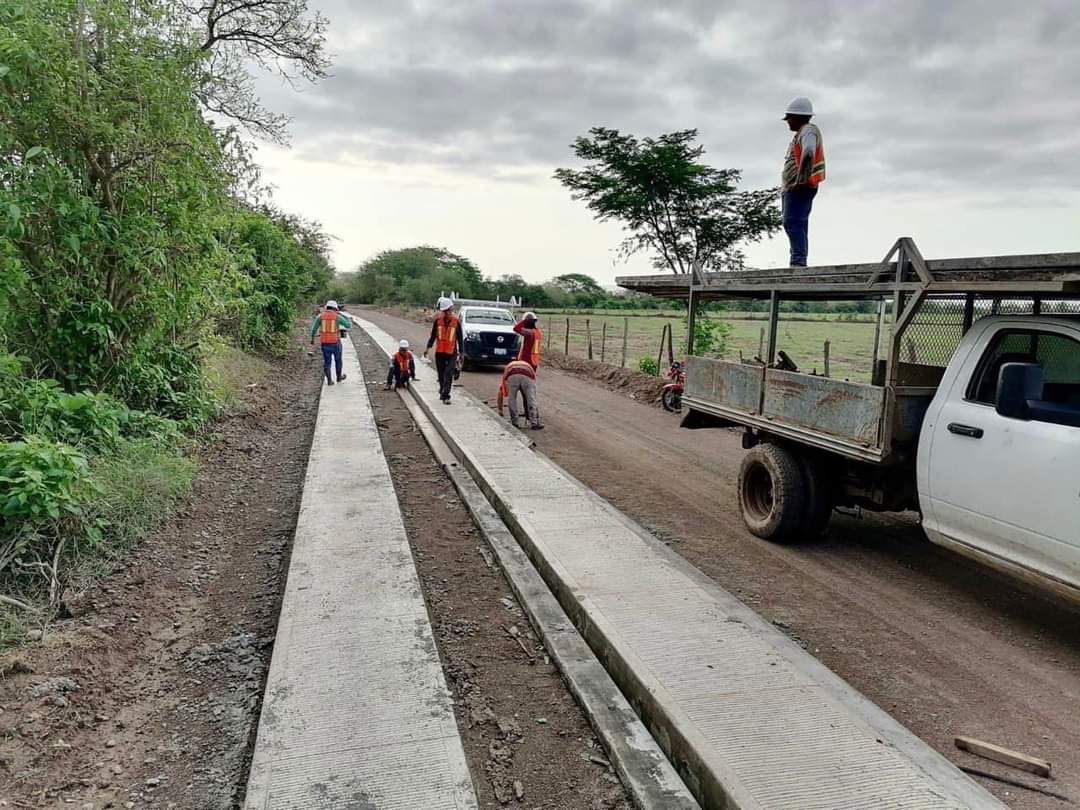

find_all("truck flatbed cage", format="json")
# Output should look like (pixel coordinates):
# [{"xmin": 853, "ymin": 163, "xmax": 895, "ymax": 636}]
[{"xmin": 616, "ymin": 238, "xmax": 1080, "ymax": 301}]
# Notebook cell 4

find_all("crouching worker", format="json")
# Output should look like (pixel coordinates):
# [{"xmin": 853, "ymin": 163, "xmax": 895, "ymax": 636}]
[
  {"xmin": 309, "ymin": 300, "xmax": 352, "ymax": 386},
  {"xmin": 497, "ymin": 359, "xmax": 543, "ymax": 430},
  {"xmin": 386, "ymin": 339, "xmax": 417, "ymax": 390}
]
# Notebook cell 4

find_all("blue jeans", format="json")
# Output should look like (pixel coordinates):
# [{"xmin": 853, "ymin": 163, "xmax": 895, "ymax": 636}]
[
  {"xmin": 321, "ymin": 341, "xmax": 343, "ymax": 381},
  {"xmin": 782, "ymin": 187, "xmax": 817, "ymax": 267}
]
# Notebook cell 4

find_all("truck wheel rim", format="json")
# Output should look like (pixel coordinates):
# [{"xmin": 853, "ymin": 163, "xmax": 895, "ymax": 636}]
[{"xmin": 744, "ymin": 463, "xmax": 774, "ymax": 519}]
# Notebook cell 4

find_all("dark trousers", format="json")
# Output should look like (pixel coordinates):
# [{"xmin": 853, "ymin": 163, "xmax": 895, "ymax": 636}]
[
  {"xmin": 321, "ymin": 341, "xmax": 343, "ymax": 382},
  {"xmin": 782, "ymin": 187, "xmax": 817, "ymax": 267},
  {"xmin": 386, "ymin": 363, "xmax": 410, "ymax": 389},
  {"xmin": 435, "ymin": 352, "xmax": 456, "ymax": 400}
]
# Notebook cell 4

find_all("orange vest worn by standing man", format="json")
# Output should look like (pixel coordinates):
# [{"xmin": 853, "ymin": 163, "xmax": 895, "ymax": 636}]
[
  {"xmin": 309, "ymin": 300, "xmax": 352, "ymax": 386},
  {"xmin": 513, "ymin": 311, "xmax": 542, "ymax": 370}
]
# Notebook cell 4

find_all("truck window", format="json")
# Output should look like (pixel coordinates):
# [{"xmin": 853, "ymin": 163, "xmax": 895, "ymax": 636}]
[{"xmin": 967, "ymin": 328, "xmax": 1080, "ymax": 410}]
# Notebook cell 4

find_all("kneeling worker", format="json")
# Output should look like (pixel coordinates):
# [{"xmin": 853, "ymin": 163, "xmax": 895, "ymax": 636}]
[
  {"xmin": 497, "ymin": 359, "xmax": 543, "ymax": 430},
  {"xmin": 386, "ymin": 339, "xmax": 417, "ymax": 390}
]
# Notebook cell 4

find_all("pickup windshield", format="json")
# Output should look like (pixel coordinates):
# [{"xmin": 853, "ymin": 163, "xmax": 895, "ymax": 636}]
[{"xmin": 465, "ymin": 310, "xmax": 514, "ymax": 325}]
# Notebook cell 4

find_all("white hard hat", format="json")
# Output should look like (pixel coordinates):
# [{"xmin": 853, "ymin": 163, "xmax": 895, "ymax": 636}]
[
  {"xmin": 437, "ymin": 296, "xmax": 453, "ymax": 311},
  {"xmin": 523, "ymin": 311, "xmax": 537, "ymax": 321},
  {"xmin": 398, "ymin": 339, "xmax": 409, "ymax": 349},
  {"xmin": 325, "ymin": 299, "xmax": 338, "ymax": 310},
  {"xmin": 783, "ymin": 97, "xmax": 814, "ymax": 118}
]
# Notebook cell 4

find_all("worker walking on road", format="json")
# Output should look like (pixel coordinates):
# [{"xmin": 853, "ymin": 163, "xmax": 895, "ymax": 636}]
[
  {"xmin": 386, "ymin": 339, "xmax": 417, "ymax": 390},
  {"xmin": 423, "ymin": 297, "xmax": 462, "ymax": 404},
  {"xmin": 781, "ymin": 96, "xmax": 826, "ymax": 267},
  {"xmin": 309, "ymin": 300, "xmax": 352, "ymax": 386},
  {"xmin": 497, "ymin": 359, "xmax": 543, "ymax": 430},
  {"xmin": 513, "ymin": 311, "xmax": 542, "ymax": 370}
]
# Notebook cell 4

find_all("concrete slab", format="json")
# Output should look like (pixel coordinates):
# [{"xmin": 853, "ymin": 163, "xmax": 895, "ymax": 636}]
[
  {"xmin": 243, "ymin": 339, "xmax": 477, "ymax": 810},
  {"xmin": 355, "ymin": 318, "xmax": 1006, "ymax": 810}
]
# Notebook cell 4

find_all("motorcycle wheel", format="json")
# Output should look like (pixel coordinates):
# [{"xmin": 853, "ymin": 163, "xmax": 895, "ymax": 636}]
[{"xmin": 661, "ymin": 388, "xmax": 682, "ymax": 413}]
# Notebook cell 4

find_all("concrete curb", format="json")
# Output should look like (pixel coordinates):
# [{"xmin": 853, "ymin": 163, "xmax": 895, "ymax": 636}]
[{"xmin": 360, "ymin": 331, "xmax": 701, "ymax": 810}]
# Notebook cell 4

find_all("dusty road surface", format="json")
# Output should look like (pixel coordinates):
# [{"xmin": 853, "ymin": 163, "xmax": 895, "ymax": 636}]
[{"xmin": 365, "ymin": 307, "xmax": 1080, "ymax": 810}]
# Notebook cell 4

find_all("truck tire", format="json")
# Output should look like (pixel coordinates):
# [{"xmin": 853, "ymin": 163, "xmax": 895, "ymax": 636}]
[
  {"xmin": 738, "ymin": 444, "xmax": 806, "ymax": 541},
  {"xmin": 798, "ymin": 455, "xmax": 833, "ymax": 538}
]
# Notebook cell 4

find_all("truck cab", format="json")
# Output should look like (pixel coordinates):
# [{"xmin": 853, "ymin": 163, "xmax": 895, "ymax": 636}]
[
  {"xmin": 918, "ymin": 316, "xmax": 1080, "ymax": 599},
  {"xmin": 458, "ymin": 306, "xmax": 520, "ymax": 370}
]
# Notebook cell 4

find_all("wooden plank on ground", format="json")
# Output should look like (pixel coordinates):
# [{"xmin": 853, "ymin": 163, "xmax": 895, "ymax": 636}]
[{"xmin": 955, "ymin": 736, "xmax": 1052, "ymax": 778}]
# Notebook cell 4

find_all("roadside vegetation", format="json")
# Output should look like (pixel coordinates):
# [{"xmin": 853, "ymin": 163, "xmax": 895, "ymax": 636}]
[{"xmin": 0, "ymin": 0, "xmax": 331, "ymax": 641}]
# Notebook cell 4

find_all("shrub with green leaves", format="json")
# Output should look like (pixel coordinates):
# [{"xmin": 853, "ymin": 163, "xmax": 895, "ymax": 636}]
[
  {"xmin": 0, "ymin": 437, "xmax": 95, "ymax": 531},
  {"xmin": 638, "ymin": 356, "xmax": 659, "ymax": 376}
]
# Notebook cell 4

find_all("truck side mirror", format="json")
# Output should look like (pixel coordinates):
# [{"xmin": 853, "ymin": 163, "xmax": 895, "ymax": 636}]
[{"xmin": 995, "ymin": 362, "xmax": 1043, "ymax": 420}]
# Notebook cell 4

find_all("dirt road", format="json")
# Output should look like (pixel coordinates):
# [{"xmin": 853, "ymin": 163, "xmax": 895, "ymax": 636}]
[{"xmin": 366, "ymin": 307, "xmax": 1080, "ymax": 809}]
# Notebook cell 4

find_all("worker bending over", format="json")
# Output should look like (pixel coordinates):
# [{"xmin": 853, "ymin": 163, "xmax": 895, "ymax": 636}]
[
  {"xmin": 309, "ymin": 299, "xmax": 352, "ymax": 386},
  {"xmin": 513, "ymin": 311, "xmax": 542, "ymax": 370},
  {"xmin": 386, "ymin": 339, "xmax": 417, "ymax": 390},
  {"xmin": 497, "ymin": 359, "xmax": 543, "ymax": 430},
  {"xmin": 780, "ymin": 96, "xmax": 826, "ymax": 267},
  {"xmin": 423, "ymin": 297, "xmax": 462, "ymax": 404}
]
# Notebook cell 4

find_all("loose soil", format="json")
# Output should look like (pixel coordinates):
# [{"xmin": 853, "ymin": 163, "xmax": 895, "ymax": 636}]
[
  {"xmin": 365, "ymin": 306, "xmax": 1080, "ymax": 810},
  {"xmin": 0, "ymin": 329, "xmax": 322, "ymax": 809},
  {"xmin": 352, "ymin": 330, "xmax": 630, "ymax": 810}
]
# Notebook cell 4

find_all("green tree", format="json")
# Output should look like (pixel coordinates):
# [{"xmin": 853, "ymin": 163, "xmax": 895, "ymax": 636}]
[
  {"xmin": 350, "ymin": 246, "xmax": 483, "ymax": 306},
  {"xmin": 549, "ymin": 272, "xmax": 605, "ymax": 307},
  {"xmin": 554, "ymin": 128, "xmax": 781, "ymax": 274}
]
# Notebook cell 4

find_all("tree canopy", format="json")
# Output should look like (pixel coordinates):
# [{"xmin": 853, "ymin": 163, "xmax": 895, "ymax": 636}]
[{"xmin": 554, "ymin": 128, "xmax": 782, "ymax": 274}]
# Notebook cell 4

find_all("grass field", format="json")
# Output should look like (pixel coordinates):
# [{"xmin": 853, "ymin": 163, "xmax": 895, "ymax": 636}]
[{"xmin": 537, "ymin": 311, "xmax": 881, "ymax": 381}]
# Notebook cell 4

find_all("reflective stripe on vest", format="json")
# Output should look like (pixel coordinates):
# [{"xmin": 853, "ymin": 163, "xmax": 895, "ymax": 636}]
[
  {"xmin": 319, "ymin": 311, "xmax": 340, "ymax": 344},
  {"xmin": 434, "ymin": 315, "xmax": 459, "ymax": 354},
  {"xmin": 518, "ymin": 327, "xmax": 542, "ymax": 368},
  {"xmin": 792, "ymin": 125, "xmax": 826, "ymax": 186}
]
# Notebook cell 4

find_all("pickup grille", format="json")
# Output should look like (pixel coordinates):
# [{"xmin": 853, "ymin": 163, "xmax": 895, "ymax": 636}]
[{"xmin": 476, "ymin": 332, "xmax": 519, "ymax": 351}]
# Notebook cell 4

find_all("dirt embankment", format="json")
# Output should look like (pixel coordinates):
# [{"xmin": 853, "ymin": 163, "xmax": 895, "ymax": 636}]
[
  {"xmin": 0, "ymin": 331, "xmax": 321, "ymax": 809},
  {"xmin": 353, "ymin": 331, "xmax": 630, "ymax": 810}
]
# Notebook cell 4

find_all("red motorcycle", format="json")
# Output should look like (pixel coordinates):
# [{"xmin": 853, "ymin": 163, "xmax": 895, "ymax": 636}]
[{"xmin": 661, "ymin": 361, "xmax": 685, "ymax": 412}]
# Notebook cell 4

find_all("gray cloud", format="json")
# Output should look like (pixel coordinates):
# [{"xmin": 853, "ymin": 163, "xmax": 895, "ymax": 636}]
[{"xmin": 256, "ymin": 0, "xmax": 1080, "ymax": 193}]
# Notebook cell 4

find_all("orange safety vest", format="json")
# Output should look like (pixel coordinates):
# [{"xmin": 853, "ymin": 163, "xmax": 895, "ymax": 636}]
[
  {"xmin": 792, "ymin": 124, "xmax": 826, "ymax": 186},
  {"xmin": 434, "ymin": 314, "xmax": 459, "ymax": 354},
  {"xmin": 518, "ymin": 327, "xmax": 542, "ymax": 369},
  {"xmin": 319, "ymin": 310, "xmax": 340, "ymax": 344},
  {"xmin": 394, "ymin": 350, "xmax": 412, "ymax": 375}
]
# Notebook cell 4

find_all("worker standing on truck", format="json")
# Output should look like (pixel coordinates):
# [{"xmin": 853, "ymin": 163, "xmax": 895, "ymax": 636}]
[
  {"xmin": 781, "ymin": 97, "xmax": 826, "ymax": 267},
  {"xmin": 385, "ymin": 339, "xmax": 417, "ymax": 390},
  {"xmin": 497, "ymin": 359, "xmax": 543, "ymax": 430},
  {"xmin": 423, "ymin": 297, "xmax": 462, "ymax": 404},
  {"xmin": 309, "ymin": 300, "xmax": 352, "ymax": 386},
  {"xmin": 513, "ymin": 311, "xmax": 542, "ymax": 370}
]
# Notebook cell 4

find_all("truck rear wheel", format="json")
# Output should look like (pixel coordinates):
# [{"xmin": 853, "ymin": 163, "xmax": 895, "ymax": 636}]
[{"xmin": 738, "ymin": 444, "xmax": 806, "ymax": 541}]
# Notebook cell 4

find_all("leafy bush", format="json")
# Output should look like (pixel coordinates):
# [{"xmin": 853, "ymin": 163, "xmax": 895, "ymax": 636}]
[
  {"xmin": 638, "ymin": 356, "xmax": 659, "ymax": 376},
  {"xmin": 0, "ymin": 437, "xmax": 95, "ymax": 532},
  {"xmin": 683, "ymin": 316, "xmax": 732, "ymax": 357}
]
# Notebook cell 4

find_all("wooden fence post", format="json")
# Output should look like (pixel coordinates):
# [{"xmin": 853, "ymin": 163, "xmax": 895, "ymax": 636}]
[
  {"xmin": 823, "ymin": 340, "xmax": 831, "ymax": 377},
  {"xmin": 600, "ymin": 322, "xmax": 607, "ymax": 363},
  {"xmin": 564, "ymin": 318, "xmax": 570, "ymax": 356},
  {"xmin": 758, "ymin": 327, "xmax": 765, "ymax": 361},
  {"xmin": 586, "ymin": 319, "xmax": 594, "ymax": 360},
  {"xmin": 656, "ymin": 323, "xmax": 668, "ymax": 376},
  {"xmin": 666, "ymin": 321, "xmax": 674, "ymax": 364},
  {"xmin": 545, "ymin": 318, "xmax": 551, "ymax": 350},
  {"xmin": 621, "ymin": 317, "xmax": 628, "ymax": 368}
]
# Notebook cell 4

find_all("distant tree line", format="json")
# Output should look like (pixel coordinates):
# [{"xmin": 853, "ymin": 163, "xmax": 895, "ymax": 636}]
[{"xmin": 335, "ymin": 246, "xmax": 878, "ymax": 315}]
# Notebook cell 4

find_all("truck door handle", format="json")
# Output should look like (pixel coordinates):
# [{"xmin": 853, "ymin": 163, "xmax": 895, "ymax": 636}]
[{"xmin": 947, "ymin": 422, "xmax": 984, "ymax": 439}]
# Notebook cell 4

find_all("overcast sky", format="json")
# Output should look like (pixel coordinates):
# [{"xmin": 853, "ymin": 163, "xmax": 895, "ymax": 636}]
[{"xmin": 253, "ymin": 0, "xmax": 1080, "ymax": 285}]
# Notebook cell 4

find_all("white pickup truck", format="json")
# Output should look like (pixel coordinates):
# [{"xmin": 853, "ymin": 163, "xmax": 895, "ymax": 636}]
[{"xmin": 618, "ymin": 240, "xmax": 1080, "ymax": 601}]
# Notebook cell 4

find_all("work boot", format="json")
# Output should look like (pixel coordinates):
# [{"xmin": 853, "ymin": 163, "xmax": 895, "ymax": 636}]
[
  {"xmin": 337, "ymin": 373, "xmax": 347, "ymax": 382},
  {"xmin": 510, "ymin": 419, "xmax": 521, "ymax": 429},
  {"xmin": 531, "ymin": 424, "xmax": 544, "ymax": 430},
  {"xmin": 324, "ymin": 370, "xmax": 333, "ymax": 386}
]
